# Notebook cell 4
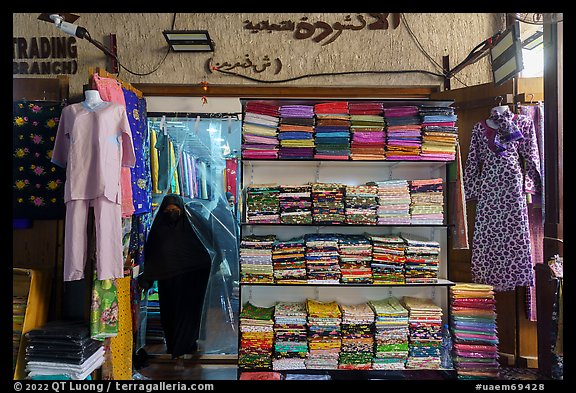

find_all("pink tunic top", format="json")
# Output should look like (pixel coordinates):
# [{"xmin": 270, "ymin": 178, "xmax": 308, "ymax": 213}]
[{"xmin": 52, "ymin": 101, "xmax": 136, "ymax": 204}]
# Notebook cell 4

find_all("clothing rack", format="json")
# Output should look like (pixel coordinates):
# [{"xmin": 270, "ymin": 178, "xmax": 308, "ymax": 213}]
[{"xmin": 87, "ymin": 66, "xmax": 143, "ymax": 98}]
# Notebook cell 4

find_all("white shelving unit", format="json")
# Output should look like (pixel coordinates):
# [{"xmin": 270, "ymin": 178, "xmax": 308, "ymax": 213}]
[{"xmin": 237, "ymin": 99, "xmax": 456, "ymax": 380}]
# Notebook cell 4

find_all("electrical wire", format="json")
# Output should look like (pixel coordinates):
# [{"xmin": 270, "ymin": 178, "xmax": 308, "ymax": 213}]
[
  {"xmin": 212, "ymin": 67, "xmax": 446, "ymax": 84},
  {"xmin": 86, "ymin": 13, "xmax": 176, "ymax": 78},
  {"xmin": 400, "ymin": 13, "xmax": 446, "ymax": 75}
]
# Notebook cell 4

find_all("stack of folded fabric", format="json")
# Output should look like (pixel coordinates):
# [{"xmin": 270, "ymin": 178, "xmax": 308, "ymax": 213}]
[
  {"xmin": 402, "ymin": 235, "xmax": 441, "ymax": 284},
  {"xmin": 273, "ymin": 302, "xmax": 309, "ymax": 370},
  {"xmin": 242, "ymin": 101, "xmax": 280, "ymax": 159},
  {"xmin": 349, "ymin": 102, "xmax": 386, "ymax": 160},
  {"xmin": 240, "ymin": 235, "xmax": 276, "ymax": 284},
  {"xmin": 383, "ymin": 106, "xmax": 422, "ymax": 160},
  {"xmin": 24, "ymin": 321, "xmax": 105, "ymax": 380},
  {"xmin": 370, "ymin": 235, "xmax": 407, "ymax": 284},
  {"xmin": 279, "ymin": 184, "xmax": 312, "ymax": 224},
  {"xmin": 304, "ymin": 233, "xmax": 341, "ymax": 284},
  {"xmin": 246, "ymin": 184, "xmax": 280, "ymax": 224},
  {"xmin": 344, "ymin": 184, "xmax": 379, "ymax": 225},
  {"xmin": 13, "ymin": 295, "xmax": 27, "ymax": 372},
  {"xmin": 409, "ymin": 178, "xmax": 444, "ymax": 225},
  {"xmin": 419, "ymin": 105, "xmax": 458, "ymax": 161},
  {"xmin": 402, "ymin": 296, "xmax": 443, "ymax": 369},
  {"xmin": 313, "ymin": 101, "xmax": 351, "ymax": 160},
  {"xmin": 305, "ymin": 299, "xmax": 342, "ymax": 369},
  {"xmin": 338, "ymin": 303, "xmax": 375, "ymax": 369},
  {"xmin": 272, "ymin": 237, "xmax": 308, "ymax": 284},
  {"xmin": 239, "ymin": 371, "xmax": 283, "ymax": 380},
  {"xmin": 278, "ymin": 104, "xmax": 316, "ymax": 159},
  {"xmin": 239, "ymin": 302, "xmax": 275, "ymax": 370},
  {"xmin": 145, "ymin": 287, "xmax": 166, "ymax": 345},
  {"xmin": 311, "ymin": 182, "xmax": 346, "ymax": 224},
  {"xmin": 338, "ymin": 234, "xmax": 373, "ymax": 284},
  {"xmin": 370, "ymin": 180, "xmax": 411, "ymax": 225},
  {"xmin": 369, "ymin": 298, "xmax": 410, "ymax": 370},
  {"xmin": 450, "ymin": 283, "xmax": 499, "ymax": 379},
  {"xmin": 284, "ymin": 373, "xmax": 332, "ymax": 380}
]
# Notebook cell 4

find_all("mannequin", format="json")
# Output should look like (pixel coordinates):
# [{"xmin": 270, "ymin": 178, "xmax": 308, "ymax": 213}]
[{"xmin": 83, "ymin": 89, "xmax": 105, "ymax": 110}]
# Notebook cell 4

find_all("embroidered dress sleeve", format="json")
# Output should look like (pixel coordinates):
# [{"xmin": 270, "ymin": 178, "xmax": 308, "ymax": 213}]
[
  {"xmin": 51, "ymin": 107, "xmax": 70, "ymax": 168},
  {"xmin": 119, "ymin": 106, "xmax": 136, "ymax": 168},
  {"xmin": 518, "ymin": 116, "xmax": 542, "ymax": 195},
  {"xmin": 463, "ymin": 122, "xmax": 484, "ymax": 201}
]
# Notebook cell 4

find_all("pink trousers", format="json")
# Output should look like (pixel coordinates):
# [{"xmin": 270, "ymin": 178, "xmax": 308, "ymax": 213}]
[{"xmin": 64, "ymin": 196, "xmax": 123, "ymax": 281}]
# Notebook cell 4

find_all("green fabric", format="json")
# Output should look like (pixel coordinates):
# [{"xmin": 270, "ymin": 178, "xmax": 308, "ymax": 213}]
[{"xmin": 90, "ymin": 272, "xmax": 119, "ymax": 340}]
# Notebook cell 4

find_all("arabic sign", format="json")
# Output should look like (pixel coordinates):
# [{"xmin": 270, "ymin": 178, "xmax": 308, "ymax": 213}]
[
  {"xmin": 13, "ymin": 36, "xmax": 79, "ymax": 75},
  {"xmin": 243, "ymin": 13, "xmax": 401, "ymax": 46},
  {"xmin": 207, "ymin": 55, "xmax": 282, "ymax": 75}
]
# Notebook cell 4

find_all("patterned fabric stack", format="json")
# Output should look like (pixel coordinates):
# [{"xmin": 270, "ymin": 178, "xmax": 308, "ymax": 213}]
[
  {"xmin": 419, "ymin": 105, "xmax": 458, "ymax": 161},
  {"xmin": 313, "ymin": 102, "xmax": 351, "ymax": 160},
  {"xmin": 304, "ymin": 233, "xmax": 341, "ymax": 284},
  {"xmin": 305, "ymin": 300, "xmax": 342, "ymax": 369},
  {"xmin": 273, "ymin": 302, "xmax": 309, "ymax": 370},
  {"xmin": 278, "ymin": 104, "xmax": 315, "ymax": 159},
  {"xmin": 246, "ymin": 184, "xmax": 280, "ymax": 224},
  {"xmin": 450, "ymin": 283, "xmax": 500, "ymax": 379},
  {"xmin": 344, "ymin": 184, "xmax": 379, "ymax": 225},
  {"xmin": 239, "ymin": 302, "xmax": 275, "ymax": 370},
  {"xmin": 371, "ymin": 180, "xmax": 411, "ymax": 225},
  {"xmin": 338, "ymin": 303, "xmax": 375, "ymax": 369},
  {"xmin": 311, "ymin": 182, "xmax": 346, "ymax": 224},
  {"xmin": 409, "ymin": 178, "xmax": 444, "ymax": 225},
  {"xmin": 369, "ymin": 298, "xmax": 410, "ymax": 370},
  {"xmin": 370, "ymin": 235, "xmax": 407, "ymax": 284},
  {"xmin": 279, "ymin": 184, "xmax": 312, "ymax": 224},
  {"xmin": 383, "ymin": 106, "xmax": 422, "ymax": 160},
  {"xmin": 240, "ymin": 235, "xmax": 276, "ymax": 284},
  {"xmin": 144, "ymin": 288, "xmax": 165, "ymax": 345},
  {"xmin": 13, "ymin": 295, "xmax": 27, "ymax": 372},
  {"xmin": 402, "ymin": 236, "xmax": 441, "ymax": 284},
  {"xmin": 338, "ymin": 235, "xmax": 373, "ymax": 284},
  {"xmin": 242, "ymin": 101, "xmax": 280, "ymax": 159},
  {"xmin": 272, "ymin": 237, "xmax": 308, "ymax": 284},
  {"xmin": 402, "ymin": 296, "xmax": 443, "ymax": 369},
  {"xmin": 349, "ymin": 102, "xmax": 386, "ymax": 160}
]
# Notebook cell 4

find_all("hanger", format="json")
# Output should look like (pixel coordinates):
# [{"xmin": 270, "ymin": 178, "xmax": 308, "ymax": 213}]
[{"xmin": 491, "ymin": 96, "xmax": 509, "ymax": 115}]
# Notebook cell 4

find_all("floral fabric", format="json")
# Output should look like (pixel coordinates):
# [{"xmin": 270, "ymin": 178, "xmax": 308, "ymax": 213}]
[
  {"xmin": 122, "ymin": 90, "xmax": 152, "ymax": 215},
  {"xmin": 90, "ymin": 272, "xmax": 119, "ymax": 340},
  {"xmin": 13, "ymin": 100, "xmax": 65, "ymax": 219},
  {"xmin": 464, "ymin": 110, "xmax": 542, "ymax": 291}
]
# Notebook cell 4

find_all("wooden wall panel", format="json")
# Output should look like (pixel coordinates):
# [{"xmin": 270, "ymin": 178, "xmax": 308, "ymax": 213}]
[{"xmin": 431, "ymin": 79, "xmax": 542, "ymax": 366}]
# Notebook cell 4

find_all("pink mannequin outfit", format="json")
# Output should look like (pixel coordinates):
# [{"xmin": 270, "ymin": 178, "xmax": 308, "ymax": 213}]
[{"xmin": 52, "ymin": 101, "xmax": 136, "ymax": 281}]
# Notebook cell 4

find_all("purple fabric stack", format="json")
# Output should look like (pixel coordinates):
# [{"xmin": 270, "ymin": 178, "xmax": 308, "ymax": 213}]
[
  {"xmin": 383, "ymin": 106, "xmax": 422, "ymax": 160},
  {"xmin": 242, "ymin": 101, "xmax": 280, "ymax": 159},
  {"xmin": 278, "ymin": 105, "xmax": 315, "ymax": 160},
  {"xmin": 349, "ymin": 102, "xmax": 386, "ymax": 160}
]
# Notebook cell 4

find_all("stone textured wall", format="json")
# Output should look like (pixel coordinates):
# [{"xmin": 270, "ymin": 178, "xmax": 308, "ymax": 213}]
[{"xmin": 13, "ymin": 13, "xmax": 505, "ymax": 99}]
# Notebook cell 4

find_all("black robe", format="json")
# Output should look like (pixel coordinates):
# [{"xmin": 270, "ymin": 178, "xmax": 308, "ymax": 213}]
[{"xmin": 140, "ymin": 194, "xmax": 214, "ymax": 358}]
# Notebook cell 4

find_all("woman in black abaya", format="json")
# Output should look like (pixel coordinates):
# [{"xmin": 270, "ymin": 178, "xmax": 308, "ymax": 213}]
[{"xmin": 139, "ymin": 194, "xmax": 213, "ymax": 359}]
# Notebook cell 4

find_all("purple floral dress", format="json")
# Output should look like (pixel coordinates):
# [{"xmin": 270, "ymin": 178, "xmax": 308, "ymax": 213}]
[{"xmin": 464, "ymin": 109, "xmax": 541, "ymax": 291}]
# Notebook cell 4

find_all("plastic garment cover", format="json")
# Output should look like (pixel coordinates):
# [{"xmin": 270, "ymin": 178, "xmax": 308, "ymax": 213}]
[{"xmin": 140, "ymin": 115, "xmax": 241, "ymax": 355}]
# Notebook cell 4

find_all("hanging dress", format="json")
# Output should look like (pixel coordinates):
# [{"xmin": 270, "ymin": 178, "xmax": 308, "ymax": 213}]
[{"xmin": 464, "ymin": 109, "xmax": 541, "ymax": 292}]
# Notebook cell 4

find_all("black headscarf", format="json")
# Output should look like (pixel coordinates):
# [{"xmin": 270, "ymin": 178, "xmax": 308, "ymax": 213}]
[{"xmin": 139, "ymin": 194, "xmax": 212, "ymax": 289}]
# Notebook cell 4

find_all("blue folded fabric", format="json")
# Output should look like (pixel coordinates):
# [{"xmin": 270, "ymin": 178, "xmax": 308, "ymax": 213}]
[{"xmin": 278, "ymin": 132, "xmax": 314, "ymax": 140}]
